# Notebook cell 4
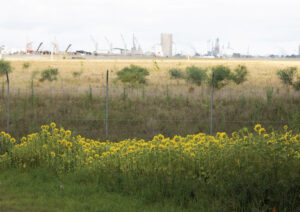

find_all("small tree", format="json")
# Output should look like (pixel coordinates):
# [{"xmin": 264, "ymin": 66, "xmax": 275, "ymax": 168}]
[
  {"xmin": 169, "ymin": 68, "xmax": 185, "ymax": 79},
  {"xmin": 39, "ymin": 68, "xmax": 59, "ymax": 82},
  {"xmin": 209, "ymin": 65, "xmax": 248, "ymax": 135},
  {"xmin": 116, "ymin": 65, "xmax": 149, "ymax": 87},
  {"xmin": 0, "ymin": 60, "xmax": 12, "ymax": 132},
  {"xmin": 210, "ymin": 65, "xmax": 231, "ymax": 89},
  {"xmin": 185, "ymin": 66, "xmax": 208, "ymax": 86},
  {"xmin": 277, "ymin": 67, "xmax": 300, "ymax": 91},
  {"xmin": 230, "ymin": 65, "xmax": 248, "ymax": 84}
]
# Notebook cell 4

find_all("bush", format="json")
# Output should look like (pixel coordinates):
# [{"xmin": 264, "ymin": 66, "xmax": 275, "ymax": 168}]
[
  {"xmin": 168, "ymin": 68, "xmax": 185, "ymax": 79},
  {"xmin": 231, "ymin": 65, "xmax": 248, "ymax": 84},
  {"xmin": 292, "ymin": 77, "xmax": 300, "ymax": 91},
  {"xmin": 185, "ymin": 66, "xmax": 207, "ymax": 86},
  {"xmin": 0, "ymin": 60, "xmax": 12, "ymax": 76},
  {"xmin": 210, "ymin": 65, "xmax": 232, "ymax": 89},
  {"xmin": 39, "ymin": 68, "xmax": 59, "ymax": 82},
  {"xmin": 116, "ymin": 65, "xmax": 149, "ymax": 87},
  {"xmin": 23, "ymin": 62, "xmax": 30, "ymax": 69},
  {"xmin": 72, "ymin": 71, "xmax": 82, "ymax": 78},
  {"xmin": 277, "ymin": 67, "xmax": 297, "ymax": 86}
]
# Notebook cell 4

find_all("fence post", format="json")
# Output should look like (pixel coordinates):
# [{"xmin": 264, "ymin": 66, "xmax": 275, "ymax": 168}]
[
  {"xmin": 105, "ymin": 70, "xmax": 109, "ymax": 141},
  {"xmin": 210, "ymin": 72, "xmax": 214, "ymax": 136},
  {"xmin": 6, "ymin": 70, "xmax": 10, "ymax": 133}
]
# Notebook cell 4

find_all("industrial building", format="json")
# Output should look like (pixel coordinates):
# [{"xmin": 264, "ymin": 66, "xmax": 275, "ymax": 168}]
[{"xmin": 161, "ymin": 33, "xmax": 173, "ymax": 57}]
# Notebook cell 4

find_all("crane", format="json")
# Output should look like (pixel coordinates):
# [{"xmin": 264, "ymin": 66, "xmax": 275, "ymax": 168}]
[
  {"xmin": 120, "ymin": 34, "xmax": 127, "ymax": 55},
  {"xmin": 90, "ymin": 35, "xmax": 98, "ymax": 54},
  {"xmin": 131, "ymin": 33, "xmax": 136, "ymax": 52},
  {"xmin": 104, "ymin": 37, "xmax": 113, "ymax": 53},
  {"xmin": 36, "ymin": 42, "xmax": 43, "ymax": 53},
  {"xmin": 64, "ymin": 44, "xmax": 72, "ymax": 55}
]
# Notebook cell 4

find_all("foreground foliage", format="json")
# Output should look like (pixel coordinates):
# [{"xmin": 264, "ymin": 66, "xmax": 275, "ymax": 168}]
[
  {"xmin": 0, "ymin": 124, "xmax": 300, "ymax": 211},
  {"xmin": 0, "ymin": 169, "xmax": 186, "ymax": 212}
]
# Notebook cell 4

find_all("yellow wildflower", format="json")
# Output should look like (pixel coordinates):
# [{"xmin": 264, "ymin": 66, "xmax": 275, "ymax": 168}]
[
  {"xmin": 254, "ymin": 124, "xmax": 261, "ymax": 132},
  {"xmin": 10, "ymin": 138, "xmax": 16, "ymax": 144},
  {"xmin": 50, "ymin": 122, "xmax": 56, "ymax": 128}
]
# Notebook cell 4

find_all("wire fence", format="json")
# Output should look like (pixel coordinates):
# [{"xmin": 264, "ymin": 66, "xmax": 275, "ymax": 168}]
[{"xmin": 0, "ymin": 70, "xmax": 300, "ymax": 141}]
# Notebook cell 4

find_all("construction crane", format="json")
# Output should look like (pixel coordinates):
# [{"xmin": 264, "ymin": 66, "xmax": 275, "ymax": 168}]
[
  {"xmin": 104, "ymin": 37, "xmax": 113, "ymax": 53},
  {"xmin": 36, "ymin": 42, "xmax": 43, "ymax": 53},
  {"xmin": 131, "ymin": 33, "xmax": 136, "ymax": 52},
  {"xmin": 120, "ymin": 34, "xmax": 127, "ymax": 55},
  {"xmin": 64, "ymin": 44, "xmax": 72, "ymax": 55},
  {"xmin": 90, "ymin": 35, "xmax": 98, "ymax": 54}
]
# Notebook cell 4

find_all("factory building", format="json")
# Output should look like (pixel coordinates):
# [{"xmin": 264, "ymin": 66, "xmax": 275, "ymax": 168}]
[{"xmin": 161, "ymin": 33, "xmax": 172, "ymax": 57}]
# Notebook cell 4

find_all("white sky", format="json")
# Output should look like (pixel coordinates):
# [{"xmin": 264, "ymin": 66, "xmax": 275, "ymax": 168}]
[{"xmin": 1, "ymin": 0, "xmax": 300, "ymax": 55}]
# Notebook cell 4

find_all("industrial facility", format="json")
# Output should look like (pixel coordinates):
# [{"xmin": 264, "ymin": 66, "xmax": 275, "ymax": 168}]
[{"xmin": 1, "ymin": 34, "xmax": 299, "ymax": 59}]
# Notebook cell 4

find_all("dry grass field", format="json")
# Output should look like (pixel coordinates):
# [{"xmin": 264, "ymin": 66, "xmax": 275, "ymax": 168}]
[
  {"xmin": 5, "ymin": 58, "xmax": 300, "ymax": 98},
  {"xmin": 1, "ymin": 58, "xmax": 300, "ymax": 140}
]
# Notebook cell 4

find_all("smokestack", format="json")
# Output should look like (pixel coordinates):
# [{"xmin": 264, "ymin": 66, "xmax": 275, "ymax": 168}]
[{"xmin": 161, "ymin": 33, "xmax": 173, "ymax": 57}]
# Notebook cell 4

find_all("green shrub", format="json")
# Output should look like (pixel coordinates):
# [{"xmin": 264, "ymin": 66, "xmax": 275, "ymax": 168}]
[
  {"xmin": 72, "ymin": 71, "xmax": 82, "ymax": 78},
  {"xmin": 116, "ymin": 65, "xmax": 149, "ymax": 87},
  {"xmin": 210, "ymin": 65, "xmax": 232, "ymax": 89},
  {"xmin": 0, "ymin": 60, "xmax": 12, "ymax": 76},
  {"xmin": 292, "ymin": 77, "xmax": 300, "ymax": 91},
  {"xmin": 39, "ymin": 68, "xmax": 59, "ymax": 82},
  {"xmin": 185, "ymin": 66, "xmax": 207, "ymax": 86},
  {"xmin": 168, "ymin": 68, "xmax": 185, "ymax": 79},
  {"xmin": 277, "ymin": 67, "xmax": 297, "ymax": 86},
  {"xmin": 23, "ymin": 62, "xmax": 30, "ymax": 69},
  {"xmin": 231, "ymin": 65, "xmax": 248, "ymax": 84}
]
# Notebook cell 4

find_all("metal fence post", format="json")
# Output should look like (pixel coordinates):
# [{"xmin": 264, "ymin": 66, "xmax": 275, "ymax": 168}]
[
  {"xmin": 210, "ymin": 72, "xmax": 214, "ymax": 136},
  {"xmin": 105, "ymin": 70, "xmax": 109, "ymax": 141},
  {"xmin": 6, "ymin": 70, "xmax": 10, "ymax": 133}
]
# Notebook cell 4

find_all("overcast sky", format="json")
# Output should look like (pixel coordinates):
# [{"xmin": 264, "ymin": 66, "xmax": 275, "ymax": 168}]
[{"xmin": 1, "ymin": 0, "xmax": 300, "ymax": 55}]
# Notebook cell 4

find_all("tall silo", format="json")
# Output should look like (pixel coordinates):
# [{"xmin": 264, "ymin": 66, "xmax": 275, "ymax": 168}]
[{"xmin": 161, "ymin": 33, "xmax": 173, "ymax": 57}]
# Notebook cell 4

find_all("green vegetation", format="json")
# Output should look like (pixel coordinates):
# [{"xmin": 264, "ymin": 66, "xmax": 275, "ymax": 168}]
[
  {"xmin": 185, "ymin": 66, "xmax": 207, "ymax": 86},
  {"xmin": 0, "ymin": 60, "xmax": 12, "ymax": 76},
  {"xmin": 116, "ymin": 65, "xmax": 149, "ymax": 87},
  {"xmin": 277, "ymin": 67, "xmax": 300, "ymax": 90},
  {"xmin": 23, "ymin": 62, "xmax": 31, "ymax": 69},
  {"xmin": 0, "ymin": 124, "xmax": 299, "ymax": 211},
  {"xmin": 0, "ymin": 169, "xmax": 187, "ymax": 212},
  {"xmin": 170, "ymin": 65, "xmax": 248, "ymax": 88},
  {"xmin": 39, "ymin": 68, "xmax": 59, "ymax": 82},
  {"xmin": 168, "ymin": 68, "xmax": 185, "ymax": 79},
  {"xmin": 231, "ymin": 65, "xmax": 248, "ymax": 84}
]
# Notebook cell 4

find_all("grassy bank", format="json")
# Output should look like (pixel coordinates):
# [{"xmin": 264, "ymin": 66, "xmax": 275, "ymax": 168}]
[{"xmin": 0, "ymin": 169, "xmax": 190, "ymax": 212}]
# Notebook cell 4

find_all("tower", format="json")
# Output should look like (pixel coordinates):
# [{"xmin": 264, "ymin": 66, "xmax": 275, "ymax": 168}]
[{"xmin": 161, "ymin": 33, "xmax": 173, "ymax": 57}]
